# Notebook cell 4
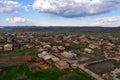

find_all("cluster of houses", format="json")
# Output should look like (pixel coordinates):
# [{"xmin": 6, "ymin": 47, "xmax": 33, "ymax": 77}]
[
  {"xmin": 102, "ymin": 68, "xmax": 120, "ymax": 80},
  {"xmin": 0, "ymin": 44, "xmax": 13, "ymax": 51},
  {"xmin": 36, "ymin": 50, "xmax": 77, "ymax": 70},
  {"xmin": 27, "ymin": 50, "xmax": 78, "ymax": 72},
  {"xmin": 28, "ymin": 56, "xmax": 51, "ymax": 72},
  {"xmin": 0, "ymin": 32, "xmax": 120, "ymax": 72}
]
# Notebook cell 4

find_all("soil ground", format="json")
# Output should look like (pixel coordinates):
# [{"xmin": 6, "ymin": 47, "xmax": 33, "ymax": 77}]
[
  {"xmin": 0, "ymin": 55, "xmax": 34, "ymax": 68},
  {"xmin": 86, "ymin": 60, "xmax": 120, "ymax": 75}
]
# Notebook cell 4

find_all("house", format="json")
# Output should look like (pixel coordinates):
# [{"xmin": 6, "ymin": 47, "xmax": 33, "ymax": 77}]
[
  {"xmin": 104, "ymin": 46, "xmax": 113, "ymax": 50},
  {"xmin": 55, "ymin": 61, "xmax": 69, "ymax": 69},
  {"xmin": 52, "ymin": 46, "xmax": 60, "ymax": 53},
  {"xmin": 51, "ymin": 57, "xmax": 60, "ymax": 62},
  {"xmin": 71, "ymin": 63, "xmax": 78, "ymax": 68},
  {"xmin": 41, "ymin": 51, "xmax": 48, "ymax": 55},
  {"xmin": 7, "ymin": 38, "xmax": 13, "ymax": 43},
  {"xmin": 42, "ymin": 55, "xmax": 51, "ymax": 60},
  {"xmin": 38, "ymin": 48, "xmax": 44, "ymax": 52},
  {"xmin": 38, "ymin": 53, "xmax": 44, "ymax": 58},
  {"xmin": 80, "ymin": 38, "xmax": 88, "ymax": 43},
  {"xmin": 65, "ymin": 43, "xmax": 70, "ymax": 47},
  {"xmin": 58, "ymin": 46, "xmax": 65, "ymax": 51},
  {"xmin": 102, "ymin": 74, "xmax": 112, "ymax": 80},
  {"xmin": 107, "ymin": 43, "xmax": 115, "ymax": 47},
  {"xmin": 4, "ymin": 44, "xmax": 13, "ymax": 51},
  {"xmin": 79, "ymin": 35, "xmax": 88, "ymax": 43},
  {"xmin": 73, "ymin": 40, "xmax": 79, "ymax": 44},
  {"xmin": 16, "ymin": 33, "xmax": 28, "ymax": 38},
  {"xmin": 55, "ymin": 40, "xmax": 62, "ymax": 43},
  {"xmin": 89, "ymin": 44, "xmax": 96, "ymax": 49},
  {"xmin": 13, "ymin": 44, "xmax": 21, "ymax": 50},
  {"xmin": 69, "ymin": 52, "xmax": 77, "ymax": 56},
  {"xmin": 37, "ymin": 51, "xmax": 48, "ymax": 58},
  {"xmin": 0, "ymin": 37, "xmax": 4, "ymax": 42},
  {"xmin": 61, "ymin": 51, "xmax": 76, "ymax": 58},
  {"xmin": 25, "ymin": 43, "xmax": 35, "ymax": 49},
  {"xmin": 43, "ymin": 45, "xmax": 51, "ymax": 49},
  {"xmin": 40, "ymin": 42, "xmax": 50, "ymax": 46},
  {"xmin": 0, "ymin": 45, "xmax": 3, "ymax": 51},
  {"xmin": 16, "ymin": 39, "xmax": 23, "ymax": 43},
  {"xmin": 118, "ymin": 45, "xmax": 120, "ymax": 48},
  {"xmin": 84, "ymin": 48, "xmax": 94, "ymax": 54}
]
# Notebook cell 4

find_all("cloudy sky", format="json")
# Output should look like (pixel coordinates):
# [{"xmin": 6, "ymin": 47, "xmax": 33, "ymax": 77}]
[{"xmin": 0, "ymin": 0, "xmax": 120, "ymax": 27}]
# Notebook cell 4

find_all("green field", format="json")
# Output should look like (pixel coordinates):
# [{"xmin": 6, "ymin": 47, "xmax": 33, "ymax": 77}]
[
  {"xmin": 0, "ymin": 65, "xmax": 95, "ymax": 80},
  {"xmin": 0, "ymin": 48, "xmax": 37, "ymax": 57}
]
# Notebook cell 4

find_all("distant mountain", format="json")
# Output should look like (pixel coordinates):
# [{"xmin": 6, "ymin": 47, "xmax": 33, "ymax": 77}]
[
  {"xmin": 3, "ymin": 26, "xmax": 38, "ymax": 30},
  {"xmin": 2, "ymin": 26, "xmax": 120, "ymax": 33}
]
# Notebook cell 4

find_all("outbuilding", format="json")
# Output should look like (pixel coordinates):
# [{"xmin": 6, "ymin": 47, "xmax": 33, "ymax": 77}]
[{"xmin": 4, "ymin": 44, "xmax": 13, "ymax": 51}]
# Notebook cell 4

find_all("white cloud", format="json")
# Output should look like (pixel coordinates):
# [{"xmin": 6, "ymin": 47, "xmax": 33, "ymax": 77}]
[
  {"xmin": 91, "ymin": 16, "xmax": 120, "ymax": 26},
  {"xmin": 32, "ymin": 0, "xmax": 120, "ymax": 17},
  {"xmin": 23, "ymin": 5, "xmax": 31, "ymax": 12},
  {"xmin": 96, "ymin": 16, "xmax": 120, "ymax": 23},
  {"xmin": 5, "ymin": 17, "xmax": 75, "ymax": 26},
  {"xmin": 5, "ymin": 17, "xmax": 63, "ymax": 26},
  {"xmin": 6, "ymin": 17, "xmax": 35, "ymax": 26},
  {"xmin": 0, "ymin": 0, "xmax": 21, "ymax": 13}
]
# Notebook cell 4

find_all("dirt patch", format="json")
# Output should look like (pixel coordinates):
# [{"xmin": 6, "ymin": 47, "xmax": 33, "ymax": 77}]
[
  {"xmin": 0, "ymin": 55, "xmax": 51, "ymax": 72},
  {"xmin": 0, "ymin": 55, "xmax": 34, "ymax": 68},
  {"xmin": 86, "ymin": 60, "xmax": 120, "ymax": 75}
]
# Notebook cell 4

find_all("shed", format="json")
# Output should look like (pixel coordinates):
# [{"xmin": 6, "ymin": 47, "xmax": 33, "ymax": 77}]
[
  {"xmin": 43, "ymin": 55, "xmax": 51, "ymax": 60},
  {"xmin": 4, "ymin": 44, "xmax": 13, "ymax": 51}
]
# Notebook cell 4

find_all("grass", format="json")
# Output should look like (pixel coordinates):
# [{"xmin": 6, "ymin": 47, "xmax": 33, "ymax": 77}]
[
  {"xmin": 0, "ymin": 48, "xmax": 37, "ymax": 57},
  {"xmin": 84, "ymin": 54, "xmax": 96, "ymax": 61},
  {"xmin": 78, "ymin": 54, "xmax": 97, "ymax": 64},
  {"xmin": 0, "ymin": 65, "xmax": 95, "ymax": 80},
  {"xmin": 92, "ymin": 48, "xmax": 103, "ymax": 55},
  {"xmin": 86, "ymin": 60, "xmax": 120, "ymax": 75},
  {"xmin": 72, "ymin": 43, "xmax": 88, "ymax": 52},
  {"xmin": 0, "ymin": 42, "xmax": 8, "ymax": 45}
]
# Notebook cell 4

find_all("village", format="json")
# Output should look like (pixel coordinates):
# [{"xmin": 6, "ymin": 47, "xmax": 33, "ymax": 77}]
[{"xmin": 0, "ymin": 32, "xmax": 120, "ymax": 80}]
